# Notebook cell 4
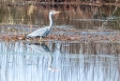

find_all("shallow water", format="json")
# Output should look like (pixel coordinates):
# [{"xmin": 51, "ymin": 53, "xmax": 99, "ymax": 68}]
[{"xmin": 0, "ymin": 4, "xmax": 120, "ymax": 81}]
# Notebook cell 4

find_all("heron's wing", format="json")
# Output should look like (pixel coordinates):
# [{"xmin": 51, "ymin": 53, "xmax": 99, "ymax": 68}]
[
  {"xmin": 42, "ymin": 28, "xmax": 51, "ymax": 38},
  {"xmin": 27, "ymin": 27, "xmax": 49, "ymax": 37}
]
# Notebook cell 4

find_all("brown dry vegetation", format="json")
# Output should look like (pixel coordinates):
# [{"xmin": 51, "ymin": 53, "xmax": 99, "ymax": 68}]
[{"xmin": 0, "ymin": 28, "xmax": 120, "ymax": 43}]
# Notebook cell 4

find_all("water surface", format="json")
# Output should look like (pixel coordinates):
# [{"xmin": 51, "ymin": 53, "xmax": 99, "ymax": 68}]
[{"xmin": 0, "ymin": 41, "xmax": 120, "ymax": 81}]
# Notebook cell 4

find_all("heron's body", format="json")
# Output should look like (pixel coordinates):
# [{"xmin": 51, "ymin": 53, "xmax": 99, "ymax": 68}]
[
  {"xmin": 27, "ymin": 27, "xmax": 50, "ymax": 38},
  {"xmin": 26, "ymin": 10, "xmax": 60, "ymax": 38}
]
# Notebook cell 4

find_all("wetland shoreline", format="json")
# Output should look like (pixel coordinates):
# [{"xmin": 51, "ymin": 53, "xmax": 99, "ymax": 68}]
[{"xmin": 0, "ymin": 27, "xmax": 120, "ymax": 43}]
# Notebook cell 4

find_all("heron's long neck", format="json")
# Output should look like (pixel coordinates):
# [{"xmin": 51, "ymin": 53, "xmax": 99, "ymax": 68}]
[{"xmin": 49, "ymin": 14, "xmax": 53, "ymax": 29}]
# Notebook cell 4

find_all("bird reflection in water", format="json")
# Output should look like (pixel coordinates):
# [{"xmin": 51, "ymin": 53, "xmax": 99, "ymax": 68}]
[{"xmin": 27, "ymin": 42, "xmax": 59, "ymax": 71}]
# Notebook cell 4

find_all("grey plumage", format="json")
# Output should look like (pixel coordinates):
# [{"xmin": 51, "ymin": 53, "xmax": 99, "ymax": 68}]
[
  {"xmin": 27, "ymin": 27, "xmax": 50, "ymax": 38},
  {"xmin": 26, "ymin": 10, "xmax": 61, "ymax": 38}
]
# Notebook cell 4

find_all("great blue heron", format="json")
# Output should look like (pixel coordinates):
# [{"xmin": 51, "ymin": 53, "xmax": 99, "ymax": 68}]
[{"xmin": 26, "ymin": 10, "xmax": 61, "ymax": 38}]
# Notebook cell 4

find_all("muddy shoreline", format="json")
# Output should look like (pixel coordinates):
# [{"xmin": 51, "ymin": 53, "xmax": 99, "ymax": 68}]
[{"xmin": 0, "ymin": 28, "xmax": 120, "ymax": 43}]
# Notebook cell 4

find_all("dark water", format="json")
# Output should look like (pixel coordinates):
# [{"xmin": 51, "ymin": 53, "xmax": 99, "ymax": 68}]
[
  {"xmin": 0, "ymin": 4, "xmax": 120, "ymax": 31},
  {"xmin": 0, "ymin": 4, "xmax": 120, "ymax": 81}
]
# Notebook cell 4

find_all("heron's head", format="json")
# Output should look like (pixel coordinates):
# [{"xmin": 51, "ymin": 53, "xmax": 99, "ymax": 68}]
[{"xmin": 49, "ymin": 10, "xmax": 61, "ymax": 15}]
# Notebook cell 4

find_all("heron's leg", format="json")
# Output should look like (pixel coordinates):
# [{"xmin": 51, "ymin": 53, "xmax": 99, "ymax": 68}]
[
  {"xmin": 33, "ymin": 37, "xmax": 36, "ymax": 40},
  {"xmin": 38, "ymin": 37, "xmax": 42, "ymax": 43}
]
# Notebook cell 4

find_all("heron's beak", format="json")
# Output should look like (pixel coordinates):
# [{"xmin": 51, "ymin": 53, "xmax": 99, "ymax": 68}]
[{"xmin": 55, "ymin": 11, "xmax": 61, "ymax": 14}]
